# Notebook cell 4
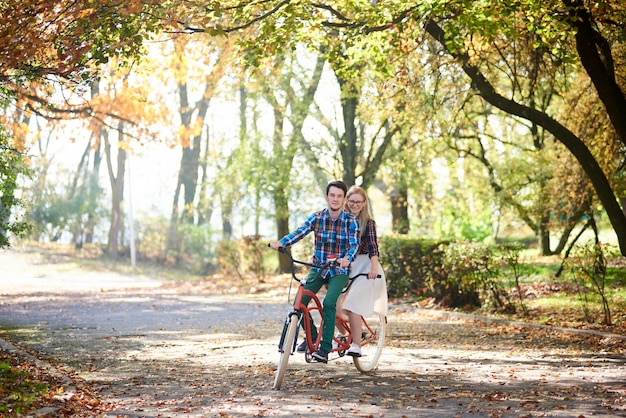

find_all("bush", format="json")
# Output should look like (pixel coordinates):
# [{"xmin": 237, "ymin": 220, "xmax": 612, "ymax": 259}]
[
  {"xmin": 215, "ymin": 235, "xmax": 267, "ymax": 279},
  {"xmin": 438, "ymin": 241, "xmax": 511, "ymax": 310},
  {"xmin": 134, "ymin": 215, "xmax": 169, "ymax": 263},
  {"xmin": 174, "ymin": 223, "xmax": 216, "ymax": 274},
  {"xmin": 380, "ymin": 236, "xmax": 520, "ymax": 311},
  {"xmin": 215, "ymin": 239, "xmax": 241, "ymax": 277},
  {"xmin": 0, "ymin": 129, "xmax": 31, "ymax": 248},
  {"xmin": 239, "ymin": 235, "xmax": 266, "ymax": 277},
  {"xmin": 379, "ymin": 236, "xmax": 448, "ymax": 298}
]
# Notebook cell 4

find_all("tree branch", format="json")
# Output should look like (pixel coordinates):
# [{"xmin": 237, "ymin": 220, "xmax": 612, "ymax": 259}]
[{"xmin": 177, "ymin": 0, "xmax": 291, "ymax": 34}]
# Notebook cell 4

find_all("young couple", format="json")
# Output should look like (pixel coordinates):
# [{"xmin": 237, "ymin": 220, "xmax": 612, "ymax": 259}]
[{"xmin": 268, "ymin": 180, "xmax": 388, "ymax": 363}]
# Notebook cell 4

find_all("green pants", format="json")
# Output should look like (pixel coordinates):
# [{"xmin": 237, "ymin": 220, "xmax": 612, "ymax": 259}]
[{"xmin": 299, "ymin": 269, "xmax": 349, "ymax": 352}]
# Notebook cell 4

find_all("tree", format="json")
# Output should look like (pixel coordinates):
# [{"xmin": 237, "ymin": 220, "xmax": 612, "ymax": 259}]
[
  {"xmin": 162, "ymin": 35, "xmax": 234, "ymax": 255},
  {"xmin": 422, "ymin": 16, "xmax": 626, "ymax": 254},
  {"xmin": 175, "ymin": 0, "xmax": 626, "ymax": 254},
  {"xmin": 0, "ymin": 0, "xmax": 167, "ymax": 247},
  {"xmin": 250, "ymin": 50, "xmax": 326, "ymax": 272},
  {"xmin": 85, "ymin": 59, "xmax": 164, "ymax": 258},
  {"xmin": 25, "ymin": 126, "xmax": 105, "ymax": 246}
]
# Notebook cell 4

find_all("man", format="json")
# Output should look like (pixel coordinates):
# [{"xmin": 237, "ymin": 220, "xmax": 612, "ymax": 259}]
[{"xmin": 269, "ymin": 180, "xmax": 359, "ymax": 363}]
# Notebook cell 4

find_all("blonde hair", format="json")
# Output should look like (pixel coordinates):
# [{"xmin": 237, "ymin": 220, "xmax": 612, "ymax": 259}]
[{"xmin": 345, "ymin": 186, "xmax": 373, "ymax": 239}]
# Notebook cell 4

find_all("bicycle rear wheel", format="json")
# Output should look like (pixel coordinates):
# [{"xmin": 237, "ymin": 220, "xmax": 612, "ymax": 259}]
[
  {"xmin": 273, "ymin": 314, "xmax": 299, "ymax": 389},
  {"xmin": 353, "ymin": 314, "xmax": 386, "ymax": 372}
]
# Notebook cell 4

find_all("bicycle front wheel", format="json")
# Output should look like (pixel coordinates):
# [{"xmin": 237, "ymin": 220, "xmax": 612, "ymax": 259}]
[
  {"xmin": 273, "ymin": 314, "xmax": 299, "ymax": 389},
  {"xmin": 353, "ymin": 314, "xmax": 386, "ymax": 373}
]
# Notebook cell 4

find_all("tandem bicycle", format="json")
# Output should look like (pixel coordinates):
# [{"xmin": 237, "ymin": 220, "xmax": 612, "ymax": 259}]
[{"xmin": 270, "ymin": 246, "xmax": 386, "ymax": 389}]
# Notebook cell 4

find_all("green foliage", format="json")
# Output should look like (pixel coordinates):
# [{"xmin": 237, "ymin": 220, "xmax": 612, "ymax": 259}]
[
  {"xmin": 439, "ymin": 241, "xmax": 517, "ymax": 311},
  {"xmin": 144, "ymin": 219, "xmax": 217, "ymax": 275},
  {"xmin": 381, "ymin": 235, "xmax": 620, "ymax": 325},
  {"xmin": 435, "ymin": 197, "xmax": 493, "ymax": 241},
  {"xmin": 134, "ymin": 214, "xmax": 169, "ymax": 263},
  {"xmin": 498, "ymin": 241, "xmax": 528, "ymax": 313},
  {"xmin": 177, "ymin": 223, "xmax": 216, "ymax": 274},
  {"xmin": 26, "ymin": 170, "xmax": 105, "ymax": 243},
  {"xmin": 215, "ymin": 236, "xmax": 267, "ymax": 279},
  {"xmin": 124, "ymin": 215, "xmax": 268, "ymax": 278},
  {"xmin": 0, "ymin": 129, "xmax": 31, "ymax": 248},
  {"xmin": 381, "ymin": 236, "xmax": 521, "ymax": 311},
  {"xmin": 379, "ymin": 236, "xmax": 449, "ymax": 297},
  {"xmin": 425, "ymin": 0, "xmax": 578, "ymax": 61}
]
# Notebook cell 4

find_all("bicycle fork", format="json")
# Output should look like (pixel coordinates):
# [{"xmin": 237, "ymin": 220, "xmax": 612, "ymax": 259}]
[{"xmin": 277, "ymin": 310, "xmax": 302, "ymax": 354}]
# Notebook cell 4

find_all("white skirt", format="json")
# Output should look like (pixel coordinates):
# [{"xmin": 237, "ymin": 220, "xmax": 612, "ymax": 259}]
[{"xmin": 339, "ymin": 254, "xmax": 388, "ymax": 317}]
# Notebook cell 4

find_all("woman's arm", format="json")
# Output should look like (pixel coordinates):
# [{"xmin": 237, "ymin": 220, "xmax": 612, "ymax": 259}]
[
  {"xmin": 366, "ymin": 219, "xmax": 380, "ymax": 279},
  {"xmin": 368, "ymin": 255, "xmax": 379, "ymax": 279}
]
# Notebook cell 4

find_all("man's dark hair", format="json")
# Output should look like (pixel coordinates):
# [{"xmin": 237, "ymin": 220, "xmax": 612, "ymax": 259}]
[{"xmin": 326, "ymin": 180, "xmax": 347, "ymax": 196}]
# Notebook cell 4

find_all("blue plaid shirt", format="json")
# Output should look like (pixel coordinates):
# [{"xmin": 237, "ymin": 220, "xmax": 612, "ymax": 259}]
[{"xmin": 279, "ymin": 208, "xmax": 360, "ymax": 277}]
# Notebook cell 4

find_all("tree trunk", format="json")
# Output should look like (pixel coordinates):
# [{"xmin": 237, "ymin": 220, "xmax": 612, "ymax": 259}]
[
  {"xmin": 538, "ymin": 214, "xmax": 552, "ymax": 256},
  {"xmin": 274, "ymin": 187, "xmax": 291, "ymax": 273},
  {"xmin": 567, "ymin": 0, "xmax": 626, "ymax": 145},
  {"xmin": 390, "ymin": 186, "xmax": 410, "ymax": 234},
  {"xmin": 180, "ymin": 143, "xmax": 200, "ymax": 223},
  {"xmin": 166, "ymin": 38, "xmax": 229, "ymax": 252},
  {"xmin": 324, "ymin": 63, "xmax": 400, "ymax": 196},
  {"xmin": 340, "ymin": 91, "xmax": 358, "ymax": 187},
  {"xmin": 197, "ymin": 123, "xmax": 212, "ymax": 226},
  {"xmin": 221, "ymin": 199, "xmax": 233, "ymax": 240},
  {"xmin": 84, "ymin": 139, "xmax": 102, "ymax": 244},
  {"xmin": 553, "ymin": 201, "xmax": 591, "ymax": 255},
  {"xmin": 85, "ymin": 80, "xmax": 103, "ymax": 244},
  {"xmin": 167, "ymin": 82, "xmax": 206, "ymax": 252},
  {"xmin": 68, "ymin": 136, "xmax": 94, "ymax": 247},
  {"xmin": 259, "ymin": 53, "xmax": 325, "ymax": 272},
  {"xmin": 104, "ymin": 126, "xmax": 126, "ymax": 260},
  {"xmin": 177, "ymin": 81, "xmax": 204, "ymax": 224}
]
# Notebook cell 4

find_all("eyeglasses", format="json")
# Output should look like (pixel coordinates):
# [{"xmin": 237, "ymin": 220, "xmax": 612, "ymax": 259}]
[{"xmin": 348, "ymin": 200, "xmax": 365, "ymax": 205}]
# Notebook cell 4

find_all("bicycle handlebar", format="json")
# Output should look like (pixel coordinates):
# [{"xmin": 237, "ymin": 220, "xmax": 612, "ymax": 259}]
[
  {"xmin": 350, "ymin": 272, "xmax": 382, "ymax": 279},
  {"xmin": 268, "ymin": 243, "xmax": 338, "ymax": 269},
  {"xmin": 268, "ymin": 243, "xmax": 381, "ymax": 280}
]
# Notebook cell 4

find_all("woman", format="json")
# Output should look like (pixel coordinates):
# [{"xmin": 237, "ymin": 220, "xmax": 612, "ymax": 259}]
[{"xmin": 336, "ymin": 186, "xmax": 388, "ymax": 357}]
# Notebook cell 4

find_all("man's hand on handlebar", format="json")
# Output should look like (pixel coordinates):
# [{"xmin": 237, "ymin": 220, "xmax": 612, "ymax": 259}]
[
  {"xmin": 337, "ymin": 257, "xmax": 350, "ymax": 269},
  {"xmin": 268, "ymin": 241, "xmax": 283, "ymax": 251}
]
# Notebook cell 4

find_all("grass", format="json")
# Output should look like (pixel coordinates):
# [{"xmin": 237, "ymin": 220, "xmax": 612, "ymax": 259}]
[{"xmin": 479, "ymin": 253, "xmax": 626, "ymax": 333}]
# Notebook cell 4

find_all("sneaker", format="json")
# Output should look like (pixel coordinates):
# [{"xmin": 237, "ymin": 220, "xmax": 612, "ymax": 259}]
[
  {"xmin": 312, "ymin": 348, "xmax": 329, "ymax": 363},
  {"xmin": 296, "ymin": 339, "xmax": 307, "ymax": 353},
  {"xmin": 347, "ymin": 342, "xmax": 361, "ymax": 357},
  {"xmin": 332, "ymin": 334, "xmax": 346, "ymax": 350}
]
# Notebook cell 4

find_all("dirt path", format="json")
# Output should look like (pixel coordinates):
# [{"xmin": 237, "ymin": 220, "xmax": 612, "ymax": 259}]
[{"xmin": 1, "ymin": 248, "xmax": 625, "ymax": 417}]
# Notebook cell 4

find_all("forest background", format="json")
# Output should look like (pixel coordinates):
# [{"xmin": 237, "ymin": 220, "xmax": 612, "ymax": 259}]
[{"xmin": 1, "ymin": 1, "xmax": 626, "ymax": 319}]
